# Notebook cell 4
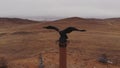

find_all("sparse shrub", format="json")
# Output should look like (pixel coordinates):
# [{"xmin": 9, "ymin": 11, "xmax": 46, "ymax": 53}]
[{"xmin": 0, "ymin": 57, "xmax": 8, "ymax": 68}]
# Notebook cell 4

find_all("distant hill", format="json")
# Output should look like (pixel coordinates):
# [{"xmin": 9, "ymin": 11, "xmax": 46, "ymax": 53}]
[
  {"xmin": 55, "ymin": 17, "xmax": 85, "ymax": 21},
  {"xmin": 0, "ymin": 18, "xmax": 40, "ymax": 24},
  {"xmin": 0, "ymin": 17, "xmax": 120, "ymax": 24}
]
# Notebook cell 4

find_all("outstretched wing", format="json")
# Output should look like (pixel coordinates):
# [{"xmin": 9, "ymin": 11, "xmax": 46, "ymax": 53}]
[
  {"xmin": 78, "ymin": 29, "xmax": 86, "ymax": 32},
  {"xmin": 62, "ymin": 27, "xmax": 86, "ymax": 33},
  {"xmin": 43, "ymin": 26, "xmax": 59, "ymax": 32}
]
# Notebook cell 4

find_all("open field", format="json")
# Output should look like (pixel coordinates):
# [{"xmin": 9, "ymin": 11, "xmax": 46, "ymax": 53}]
[{"xmin": 0, "ymin": 17, "xmax": 120, "ymax": 68}]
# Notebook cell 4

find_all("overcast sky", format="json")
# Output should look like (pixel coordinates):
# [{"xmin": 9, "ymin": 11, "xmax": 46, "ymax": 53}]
[{"xmin": 0, "ymin": 0, "xmax": 120, "ymax": 18}]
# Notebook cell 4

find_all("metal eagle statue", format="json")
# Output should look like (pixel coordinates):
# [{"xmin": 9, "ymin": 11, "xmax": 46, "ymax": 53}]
[{"xmin": 43, "ymin": 26, "xmax": 86, "ymax": 43}]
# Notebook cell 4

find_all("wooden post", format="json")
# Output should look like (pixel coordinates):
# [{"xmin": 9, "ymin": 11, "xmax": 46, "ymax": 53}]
[
  {"xmin": 39, "ymin": 54, "xmax": 44, "ymax": 68},
  {"xmin": 59, "ymin": 42, "xmax": 67, "ymax": 68}
]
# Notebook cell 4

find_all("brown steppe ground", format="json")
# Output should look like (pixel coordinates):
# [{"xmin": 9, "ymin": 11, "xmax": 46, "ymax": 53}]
[{"xmin": 0, "ymin": 17, "xmax": 120, "ymax": 68}]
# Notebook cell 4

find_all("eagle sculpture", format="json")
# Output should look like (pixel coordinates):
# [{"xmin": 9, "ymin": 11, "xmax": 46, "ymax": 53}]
[{"xmin": 43, "ymin": 26, "xmax": 86, "ymax": 43}]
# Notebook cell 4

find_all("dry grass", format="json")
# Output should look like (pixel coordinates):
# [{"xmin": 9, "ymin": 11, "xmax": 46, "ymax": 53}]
[
  {"xmin": 0, "ymin": 17, "xmax": 120, "ymax": 68},
  {"xmin": 0, "ymin": 57, "xmax": 8, "ymax": 68}
]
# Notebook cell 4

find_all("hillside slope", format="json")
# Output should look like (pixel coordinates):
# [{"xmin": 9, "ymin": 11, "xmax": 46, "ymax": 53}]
[{"xmin": 0, "ymin": 17, "xmax": 119, "ymax": 68}]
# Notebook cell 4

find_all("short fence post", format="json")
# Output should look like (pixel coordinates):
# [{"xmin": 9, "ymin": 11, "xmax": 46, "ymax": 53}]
[{"xmin": 39, "ymin": 54, "xmax": 44, "ymax": 68}]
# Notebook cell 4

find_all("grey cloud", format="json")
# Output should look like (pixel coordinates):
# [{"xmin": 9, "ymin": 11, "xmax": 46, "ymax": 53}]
[{"xmin": 0, "ymin": 0, "xmax": 120, "ymax": 18}]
